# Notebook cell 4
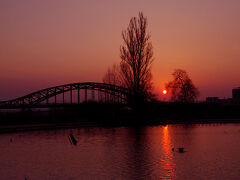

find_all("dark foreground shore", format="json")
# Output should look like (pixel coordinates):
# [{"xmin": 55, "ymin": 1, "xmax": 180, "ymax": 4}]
[{"xmin": 0, "ymin": 102, "xmax": 240, "ymax": 133}]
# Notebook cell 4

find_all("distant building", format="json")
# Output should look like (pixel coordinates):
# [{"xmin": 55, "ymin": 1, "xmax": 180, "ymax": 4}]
[
  {"xmin": 206, "ymin": 97, "xmax": 219, "ymax": 103},
  {"xmin": 206, "ymin": 87, "xmax": 240, "ymax": 104},
  {"xmin": 206, "ymin": 97, "xmax": 232, "ymax": 104},
  {"xmin": 232, "ymin": 88, "xmax": 240, "ymax": 100}
]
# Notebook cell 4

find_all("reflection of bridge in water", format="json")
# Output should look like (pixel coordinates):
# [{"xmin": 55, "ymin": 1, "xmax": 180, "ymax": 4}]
[{"xmin": 0, "ymin": 82, "xmax": 130, "ymax": 109}]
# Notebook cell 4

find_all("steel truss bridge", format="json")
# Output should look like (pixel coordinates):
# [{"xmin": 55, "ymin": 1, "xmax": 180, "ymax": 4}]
[{"xmin": 0, "ymin": 82, "xmax": 130, "ymax": 109}]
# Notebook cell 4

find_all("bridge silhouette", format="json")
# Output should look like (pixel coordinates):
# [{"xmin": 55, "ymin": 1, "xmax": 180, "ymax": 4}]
[{"xmin": 0, "ymin": 82, "xmax": 130, "ymax": 109}]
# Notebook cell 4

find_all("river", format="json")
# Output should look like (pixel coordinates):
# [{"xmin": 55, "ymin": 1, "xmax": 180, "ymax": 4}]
[{"xmin": 0, "ymin": 124, "xmax": 240, "ymax": 179}]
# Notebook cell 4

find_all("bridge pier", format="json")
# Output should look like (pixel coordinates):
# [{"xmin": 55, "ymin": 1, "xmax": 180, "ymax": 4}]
[
  {"xmin": 46, "ymin": 89, "xmax": 49, "ymax": 105},
  {"xmin": 104, "ymin": 91, "xmax": 106, "ymax": 103},
  {"xmin": 70, "ymin": 86, "xmax": 72, "ymax": 104},
  {"xmin": 78, "ymin": 87, "xmax": 80, "ymax": 104},
  {"xmin": 107, "ymin": 92, "xmax": 110, "ymax": 103},
  {"xmin": 98, "ymin": 91, "xmax": 100, "ymax": 102},
  {"xmin": 85, "ymin": 89, "xmax": 87, "ymax": 102},
  {"xmin": 63, "ymin": 87, "xmax": 65, "ymax": 104},
  {"xmin": 55, "ymin": 87, "xmax": 57, "ymax": 105},
  {"xmin": 92, "ymin": 90, "xmax": 95, "ymax": 101}
]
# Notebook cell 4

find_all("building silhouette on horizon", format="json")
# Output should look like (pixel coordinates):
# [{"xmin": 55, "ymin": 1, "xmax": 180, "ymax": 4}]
[
  {"xmin": 232, "ymin": 87, "xmax": 240, "ymax": 103},
  {"xmin": 206, "ymin": 87, "xmax": 240, "ymax": 104}
]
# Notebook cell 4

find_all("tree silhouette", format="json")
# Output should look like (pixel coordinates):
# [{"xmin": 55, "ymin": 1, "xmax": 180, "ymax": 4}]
[
  {"xmin": 166, "ymin": 69, "xmax": 199, "ymax": 102},
  {"xmin": 102, "ymin": 64, "xmax": 122, "ymax": 86},
  {"xmin": 120, "ymin": 12, "xmax": 153, "ymax": 100}
]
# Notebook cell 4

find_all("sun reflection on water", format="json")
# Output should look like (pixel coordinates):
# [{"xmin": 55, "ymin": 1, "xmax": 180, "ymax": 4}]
[{"xmin": 161, "ymin": 125, "xmax": 176, "ymax": 179}]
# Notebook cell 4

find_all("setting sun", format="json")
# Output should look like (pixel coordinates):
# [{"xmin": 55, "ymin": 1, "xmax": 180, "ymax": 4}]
[{"xmin": 163, "ymin": 90, "xmax": 167, "ymax": 95}]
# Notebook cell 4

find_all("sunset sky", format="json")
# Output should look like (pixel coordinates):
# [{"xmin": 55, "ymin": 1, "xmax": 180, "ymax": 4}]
[{"xmin": 0, "ymin": 0, "xmax": 240, "ymax": 101}]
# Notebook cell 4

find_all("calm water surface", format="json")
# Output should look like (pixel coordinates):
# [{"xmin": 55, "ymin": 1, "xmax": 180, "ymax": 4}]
[{"xmin": 0, "ymin": 124, "xmax": 240, "ymax": 179}]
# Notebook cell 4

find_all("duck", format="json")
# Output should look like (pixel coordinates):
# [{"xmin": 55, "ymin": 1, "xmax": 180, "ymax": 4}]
[{"xmin": 178, "ymin": 147, "xmax": 184, "ymax": 153}]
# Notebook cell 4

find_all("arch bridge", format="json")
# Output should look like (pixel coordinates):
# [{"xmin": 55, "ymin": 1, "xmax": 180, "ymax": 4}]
[{"xmin": 0, "ymin": 82, "xmax": 130, "ymax": 109}]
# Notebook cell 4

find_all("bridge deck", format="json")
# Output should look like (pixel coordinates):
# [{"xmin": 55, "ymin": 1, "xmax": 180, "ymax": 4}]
[{"xmin": 0, "ymin": 82, "xmax": 130, "ymax": 109}]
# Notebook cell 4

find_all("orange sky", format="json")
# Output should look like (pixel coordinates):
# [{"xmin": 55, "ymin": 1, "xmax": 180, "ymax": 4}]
[{"xmin": 0, "ymin": 0, "xmax": 240, "ymax": 100}]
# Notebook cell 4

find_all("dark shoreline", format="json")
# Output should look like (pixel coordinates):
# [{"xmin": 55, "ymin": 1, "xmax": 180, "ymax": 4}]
[
  {"xmin": 0, "ymin": 118, "xmax": 240, "ymax": 134},
  {"xmin": 1, "ymin": 102, "xmax": 240, "ymax": 133}
]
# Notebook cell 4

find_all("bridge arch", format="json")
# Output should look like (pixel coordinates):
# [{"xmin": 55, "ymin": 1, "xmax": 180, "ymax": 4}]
[{"xmin": 0, "ymin": 82, "xmax": 130, "ymax": 108}]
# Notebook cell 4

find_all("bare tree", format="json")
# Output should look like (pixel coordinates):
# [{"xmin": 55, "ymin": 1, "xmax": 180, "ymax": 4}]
[
  {"xmin": 120, "ymin": 12, "xmax": 153, "ymax": 100},
  {"xmin": 102, "ymin": 64, "xmax": 122, "ymax": 85},
  {"xmin": 166, "ymin": 69, "xmax": 199, "ymax": 102}
]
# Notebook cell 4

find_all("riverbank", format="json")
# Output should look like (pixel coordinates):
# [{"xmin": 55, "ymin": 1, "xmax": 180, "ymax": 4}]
[
  {"xmin": 0, "ymin": 118, "xmax": 240, "ymax": 134},
  {"xmin": 1, "ymin": 102, "xmax": 240, "ymax": 133}
]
